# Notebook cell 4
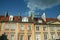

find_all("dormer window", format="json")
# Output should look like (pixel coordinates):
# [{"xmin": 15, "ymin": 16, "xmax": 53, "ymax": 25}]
[
  {"xmin": 9, "ymin": 15, "xmax": 13, "ymax": 21},
  {"xmin": 38, "ymin": 19, "xmax": 42, "ymax": 23},
  {"xmin": 22, "ymin": 17, "xmax": 28, "ymax": 22}
]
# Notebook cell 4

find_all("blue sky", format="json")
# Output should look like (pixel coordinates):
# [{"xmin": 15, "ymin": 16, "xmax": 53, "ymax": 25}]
[{"xmin": 0, "ymin": 0, "xmax": 60, "ymax": 18}]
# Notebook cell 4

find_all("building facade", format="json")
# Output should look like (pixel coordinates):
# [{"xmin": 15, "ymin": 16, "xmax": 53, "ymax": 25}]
[{"xmin": 0, "ymin": 13, "xmax": 60, "ymax": 40}]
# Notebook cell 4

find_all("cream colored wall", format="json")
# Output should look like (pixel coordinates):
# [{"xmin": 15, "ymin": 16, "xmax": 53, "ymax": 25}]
[{"xmin": 0, "ymin": 21, "xmax": 60, "ymax": 40}]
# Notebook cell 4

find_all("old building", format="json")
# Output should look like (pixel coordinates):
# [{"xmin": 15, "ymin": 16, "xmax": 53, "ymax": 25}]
[{"xmin": 0, "ymin": 12, "xmax": 60, "ymax": 40}]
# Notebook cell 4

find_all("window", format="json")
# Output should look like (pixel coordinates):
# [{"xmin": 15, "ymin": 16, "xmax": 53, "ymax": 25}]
[
  {"xmin": 36, "ymin": 26, "xmax": 39, "ymax": 30},
  {"xmin": 10, "ymin": 33, "xmax": 15, "ymax": 40},
  {"xmin": 28, "ymin": 35, "xmax": 31, "ymax": 40},
  {"xmin": 11, "ymin": 24, "xmax": 16, "ymax": 30},
  {"xmin": 43, "ymin": 26, "xmax": 47, "ymax": 31},
  {"xmin": 44, "ymin": 33, "xmax": 48, "ymax": 40},
  {"xmin": 22, "ymin": 17, "xmax": 28, "ymax": 22},
  {"xmin": 9, "ymin": 15, "xmax": 13, "ymax": 21},
  {"xmin": 58, "ymin": 33, "xmax": 60, "ymax": 39},
  {"xmin": 50, "ymin": 32, "xmax": 55, "ymax": 40},
  {"xmin": 11, "ymin": 35, "xmax": 14, "ymax": 40},
  {"xmin": 38, "ymin": 20, "xmax": 42, "ymax": 23},
  {"xmin": 5, "ymin": 23, "xmax": 9, "ymax": 30},
  {"xmin": 49, "ymin": 27, "xmax": 54, "ymax": 31},
  {"xmin": 36, "ymin": 33, "xmax": 41, "ymax": 40},
  {"xmin": 57, "ymin": 27, "xmax": 60, "ymax": 31},
  {"xmin": 28, "ymin": 25, "xmax": 31, "ymax": 30},
  {"xmin": 5, "ymin": 32, "xmax": 8, "ymax": 39},
  {"xmin": 49, "ymin": 25, "xmax": 55, "ymax": 31},
  {"xmin": 20, "ymin": 25, "xmax": 24, "ymax": 30},
  {"xmin": 20, "ymin": 35, "xmax": 23, "ymax": 40}
]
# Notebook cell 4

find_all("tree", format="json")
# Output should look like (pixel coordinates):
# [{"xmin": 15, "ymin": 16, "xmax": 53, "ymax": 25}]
[{"xmin": 0, "ymin": 33, "xmax": 8, "ymax": 40}]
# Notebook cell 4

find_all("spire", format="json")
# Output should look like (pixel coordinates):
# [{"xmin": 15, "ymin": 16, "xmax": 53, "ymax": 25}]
[
  {"xmin": 18, "ymin": 12, "xmax": 20, "ymax": 18},
  {"xmin": 29, "ymin": 11, "xmax": 34, "ymax": 20},
  {"xmin": 5, "ymin": 11, "xmax": 8, "ymax": 17},
  {"xmin": 41, "ymin": 12, "xmax": 46, "ymax": 22},
  {"xmin": 30, "ymin": 12, "xmax": 34, "ymax": 20}
]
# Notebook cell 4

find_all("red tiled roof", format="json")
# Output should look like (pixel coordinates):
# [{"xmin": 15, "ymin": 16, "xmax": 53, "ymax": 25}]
[
  {"xmin": 0, "ymin": 16, "xmax": 58, "ymax": 23},
  {"xmin": 46, "ymin": 18, "xmax": 57, "ymax": 22}
]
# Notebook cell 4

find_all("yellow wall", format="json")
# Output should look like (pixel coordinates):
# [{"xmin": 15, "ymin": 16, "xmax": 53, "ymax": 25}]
[{"xmin": 0, "ymin": 21, "xmax": 60, "ymax": 40}]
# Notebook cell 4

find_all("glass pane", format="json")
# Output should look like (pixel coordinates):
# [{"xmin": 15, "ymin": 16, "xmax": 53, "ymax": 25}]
[
  {"xmin": 49, "ymin": 27, "xmax": 54, "ymax": 31},
  {"xmin": 20, "ymin": 25, "xmax": 24, "ymax": 30},
  {"xmin": 5, "ymin": 32, "xmax": 8, "ymax": 39},
  {"xmin": 44, "ymin": 33, "xmax": 48, "ymax": 40},
  {"xmin": 28, "ymin": 35, "xmax": 31, "ymax": 40},
  {"xmin": 36, "ymin": 26, "xmax": 39, "ymax": 30},
  {"xmin": 57, "ymin": 27, "xmax": 60, "ymax": 31},
  {"xmin": 20, "ymin": 35, "xmax": 23, "ymax": 40},
  {"xmin": 10, "ymin": 33, "xmax": 15, "ymax": 40},
  {"xmin": 58, "ymin": 33, "xmax": 60, "ymax": 39},
  {"xmin": 43, "ymin": 26, "xmax": 47, "ymax": 31},
  {"xmin": 28, "ymin": 25, "xmax": 31, "ymax": 30},
  {"xmin": 36, "ymin": 33, "xmax": 41, "ymax": 40},
  {"xmin": 50, "ymin": 32, "xmax": 55, "ymax": 40},
  {"xmin": 11, "ymin": 35, "xmax": 14, "ymax": 40},
  {"xmin": 5, "ymin": 23, "xmax": 9, "ymax": 29},
  {"xmin": 11, "ymin": 24, "xmax": 16, "ymax": 30}
]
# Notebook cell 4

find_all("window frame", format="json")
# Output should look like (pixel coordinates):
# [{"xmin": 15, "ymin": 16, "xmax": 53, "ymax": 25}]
[
  {"xmin": 36, "ymin": 26, "xmax": 39, "ymax": 31},
  {"xmin": 20, "ymin": 25, "xmax": 24, "ymax": 30}
]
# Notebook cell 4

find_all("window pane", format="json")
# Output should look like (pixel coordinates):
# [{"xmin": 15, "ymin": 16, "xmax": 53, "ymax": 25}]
[
  {"xmin": 22, "ymin": 17, "xmax": 28, "ymax": 22},
  {"xmin": 43, "ymin": 26, "xmax": 47, "ymax": 31},
  {"xmin": 10, "ymin": 33, "xmax": 15, "ymax": 40},
  {"xmin": 11, "ymin": 35, "xmax": 14, "ymax": 40},
  {"xmin": 20, "ymin": 25, "xmax": 24, "ymax": 30},
  {"xmin": 50, "ymin": 32, "xmax": 55, "ymax": 40},
  {"xmin": 20, "ymin": 35, "xmax": 23, "ymax": 40},
  {"xmin": 11, "ymin": 24, "xmax": 16, "ymax": 30},
  {"xmin": 36, "ymin": 26, "xmax": 39, "ymax": 30},
  {"xmin": 36, "ymin": 33, "xmax": 41, "ymax": 40},
  {"xmin": 5, "ymin": 23, "xmax": 9, "ymax": 30},
  {"xmin": 5, "ymin": 32, "xmax": 8, "ymax": 39},
  {"xmin": 57, "ymin": 27, "xmax": 60, "ymax": 31},
  {"xmin": 49, "ymin": 25, "xmax": 55, "ymax": 31},
  {"xmin": 44, "ymin": 33, "xmax": 48, "ymax": 40},
  {"xmin": 58, "ymin": 33, "xmax": 60, "ymax": 39},
  {"xmin": 49, "ymin": 27, "xmax": 54, "ymax": 31},
  {"xmin": 28, "ymin": 25, "xmax": 31, "ymax": 30},
  {"xmin": 28, "ymin": 35, "xmax": 31, "ymax": 40}
]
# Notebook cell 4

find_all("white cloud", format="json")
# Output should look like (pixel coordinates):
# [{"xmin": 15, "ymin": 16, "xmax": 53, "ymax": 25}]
[{"xmin": 25, "ymin": 0, "xmax": 60, "ymax": 10}]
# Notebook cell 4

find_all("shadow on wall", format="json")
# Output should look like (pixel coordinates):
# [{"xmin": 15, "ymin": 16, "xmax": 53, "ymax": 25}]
[{"xmin": 0, "ymin": 33, "xmax": 8, "ymax": 40}]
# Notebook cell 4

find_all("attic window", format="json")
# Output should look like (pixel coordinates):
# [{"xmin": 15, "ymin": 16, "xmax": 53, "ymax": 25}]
[
  {"xmin": 9, "ymin": 15, "xmax": 13, "ymax": 21},
  {"xmin": 38, "ymin": 19, "xmax": 42, "ymax": 23},
  {"xmin": 22, "ymin": 17, "xmax": 28, "ymax": 22}
]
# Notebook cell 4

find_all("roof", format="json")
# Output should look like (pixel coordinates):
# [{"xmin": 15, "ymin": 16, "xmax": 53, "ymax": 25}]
[{"xmin": 0, "ymin": 16, "xmax": 58, "ymax": 23}]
